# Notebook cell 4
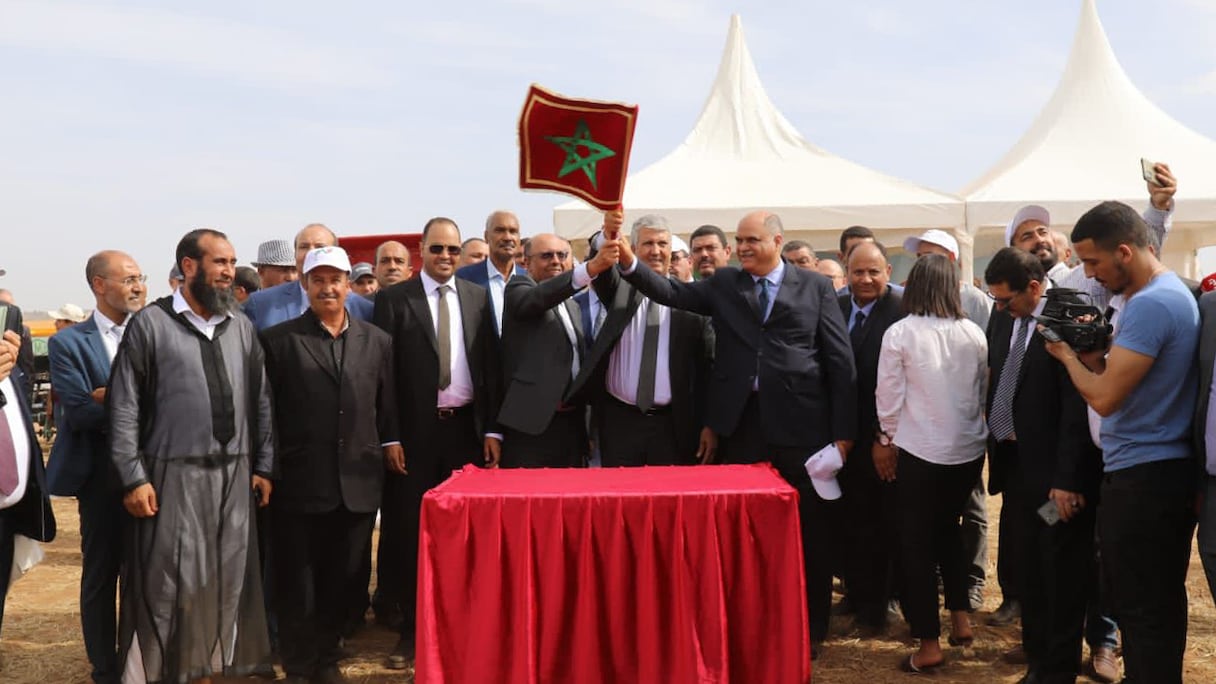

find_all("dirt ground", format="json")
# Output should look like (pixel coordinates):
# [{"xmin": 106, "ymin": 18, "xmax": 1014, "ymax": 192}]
[{"xmin": 5, "ymin": 492, "xmax": 1216, "ymax": 683}]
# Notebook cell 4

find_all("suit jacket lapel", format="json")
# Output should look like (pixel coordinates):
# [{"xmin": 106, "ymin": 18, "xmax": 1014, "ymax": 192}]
[
  {"xmin": 405, "ymin": 281, "xmax": 438, "ymax": 354},
  {"xmin": 737, "ymin": 271, "xmax": 762, "ymax": 322},
  {"xmin": 457, "ymin": 281, "xmax": 480, "ymax": 359},
  {"xmin": 78, "ymin": 318, "xmax": 111, "ymax": 376},
  {"xmin": 298, "ymin": 318, "xmax": 339, "ymax": 385}
]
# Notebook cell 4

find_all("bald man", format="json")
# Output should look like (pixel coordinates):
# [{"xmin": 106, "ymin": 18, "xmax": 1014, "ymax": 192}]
[
  {"xmin": 456, "ymin": 210, "xmax": 527, "ymax": 336},
  {"xmin": 375, "ymin": 240, "xmax": 412, "ymax": 288},
  {"xmin": 244, "ymin": 223, "xmax": 374, "ymax": 330},
  {"xmin": 816, "ymin": 258, "xmax": 846, "ymax": 291}
]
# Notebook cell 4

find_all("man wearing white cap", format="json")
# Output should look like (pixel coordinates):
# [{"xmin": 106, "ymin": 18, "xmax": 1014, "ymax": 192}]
[
  {"xmin": 252, "ymin": 239, "xmax": 298, "ymax": 289},
  {"xmin": 261, "ymin": 245, "xmax": 397, "ymax": 684},
  {"xmin": 1004, "ymin": 162, "xmax": 1176, "ymax": 312},
  {"xmin": 49, "ymin": 303, "xmax": 88, "ymax": 331},
  {"xmin": 669, "ymin": 235, "xmax": 694, "ymax": 282}
]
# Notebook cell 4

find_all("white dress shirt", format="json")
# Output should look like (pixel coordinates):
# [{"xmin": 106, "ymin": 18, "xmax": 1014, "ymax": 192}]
[
  {"xmin": 0, "ymin": 376, "xmax": 31, "ymax": 510},
  {"xmin": 420, "ymin": 271, "xmax": 474, "ymax": 409},
  {"xmin": 876, "ymin": 315, "xmax": 989, "ymax": 465},
  {"xmin": 1007, "ymin": 281, "xmax": 1052, "ymax": 355},
  {"xmin": 93, "ymin": 308, "xmax": 129, "ymax": 362},
  {"xmin": 486, "ymin": 258, "xmax": 515, "ymax": 336},
  {"xmin": 606, "ymin": 297, "xmax": 672, "ymax": 407},
  {"xmin": 172, "ymin": 288, "xmax": 232, "ymax": 340}
]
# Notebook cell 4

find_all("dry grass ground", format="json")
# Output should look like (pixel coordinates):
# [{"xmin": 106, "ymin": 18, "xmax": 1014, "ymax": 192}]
[{"xmin": 5, "ymin": 490, "xmax": 1216, "ymax": 682}]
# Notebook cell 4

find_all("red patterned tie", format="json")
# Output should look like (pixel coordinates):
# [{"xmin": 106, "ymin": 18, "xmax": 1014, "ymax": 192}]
[{"xmin": 0, "ymin": 404, "xmax": 18, "ymax": 496}]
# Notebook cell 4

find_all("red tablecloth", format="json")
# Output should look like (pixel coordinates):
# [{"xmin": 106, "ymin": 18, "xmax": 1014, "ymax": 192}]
[{"xmin": 415, "ymin": 464, "xmax": 810, "ymax": 684}]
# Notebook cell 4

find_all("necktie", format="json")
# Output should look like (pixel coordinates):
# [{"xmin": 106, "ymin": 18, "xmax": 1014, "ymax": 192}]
[
  {"xmin": 850, "ymin": 310, "xmax": 867, "ymax": 346},
  {"xmin": 437, "ymin": 285, "xmax": 452, "ymax": 390},
  {"xmin": 988, "ymin": 317, "xmax": 1030, "ymax": 441},
  {"xmin": 0, "ymin": 398, "xmax": 18, "ymax": 496},
  {"xmin": 635, "ymin": 300, "xmax": 662, "ymax": 412},
  {"xmin": 757, "ymin": 278, "xmax": 770, "ymax": 320}
]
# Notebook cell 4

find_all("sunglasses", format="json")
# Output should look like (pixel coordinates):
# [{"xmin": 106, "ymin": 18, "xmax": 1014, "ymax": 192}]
[
  {"xmin": 534, "ymin": 250, "xmax": 570, "ymax": 262},
  {"xmin": 427, "ymin": 245, "xmax": 462, "ymax": 256}
]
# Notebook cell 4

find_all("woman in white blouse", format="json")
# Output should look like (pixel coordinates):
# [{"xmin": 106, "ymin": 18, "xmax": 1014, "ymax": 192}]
[{"xmin": 873, "ymin": 253, "xmax": 989, "ymax": 674}]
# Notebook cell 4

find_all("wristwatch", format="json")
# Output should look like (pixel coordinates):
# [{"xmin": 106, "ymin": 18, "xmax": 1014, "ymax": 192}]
[{"xmin": 876, "ymin": 431, "xmax": 893, "ymax": 447}]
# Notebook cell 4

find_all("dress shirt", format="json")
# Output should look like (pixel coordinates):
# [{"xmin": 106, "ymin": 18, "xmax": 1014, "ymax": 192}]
[
  {"xmin": 486, "ymin": 258, "xmax": 516, "ymax": 336},
  {"xmin": 606, "ymin": 296, "xmax": 672, "ymax": 407},
  {"xmin": 420, "ymin": 271, "xmax": 474, "ymax": 409},
  {"xmin": 555, "ymin": 301, "xmax": 581, "ymax": 381},
  {"xmin": 172, "ymin": 288, "xmax": 232, "ymax": 340},
  {"xmin": 93, "ymin": 308, "xmax": 129, "ymax": 362},
  {"xmin": 0, "ymin": 376, "xmax": 31, "ymax": 510},
  {"xmin": 848, "ymin": 297, "xmax": 877, "ymax": 332},
  {"xmin": 876, "ymin": 315, "xmax": 989, "ymax": 465}
]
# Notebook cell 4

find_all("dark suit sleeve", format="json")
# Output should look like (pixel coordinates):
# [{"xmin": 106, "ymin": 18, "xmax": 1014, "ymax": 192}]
[
  {"xmin": 375, "ymin": 335, "xmax": 399, "ymax": 444},
  {"xmin": 372, "ymin": 288, "xmax": 396, "ymax": 335},
  {"xmin": 1051, "ymin": 357, "xmax": 1101, "ymax": 494},
  {"xmin": 815, "ymin": 281, "xmax": 858, "ymax": 442},
  {"xmin": 480, "ymin": 298, "xmax": 503, "ymax": 435},
  {"xmin": 590, "ymin": 259, "xmax": 622, "ymax": 307},
  {"xmin": 249, "ymin": 327, "xmax": 275, "ymax": 478},
  {"xmin": 505, "ymin": 271, "xmax": 578, "ymax": 320},
  {"xmin": 48, "ymin": 334, "xmax": 107, "ymax": 432},
  {"xmin": 621, "ymin": 261, "xmax": 715, "ymax": 316},
  {"xmin": 108, "ymin": 315, "xmax": 151, "ymax": 490}
]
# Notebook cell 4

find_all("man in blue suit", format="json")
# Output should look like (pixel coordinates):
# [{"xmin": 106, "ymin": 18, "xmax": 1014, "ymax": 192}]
[
  {"xmin": 0, "ymin": 323, "xmax": 58, "ymax": 639},
  {"xmin": 454, "ymin": 210, "xmax": 527, "ymax": 336},
  {"xmin": 244, "ymin": 223, "xmax": 373, "ymax": 331},
  {"xmin": 46, "ymin": 250, "xmax": 146, "ymax": 684}
]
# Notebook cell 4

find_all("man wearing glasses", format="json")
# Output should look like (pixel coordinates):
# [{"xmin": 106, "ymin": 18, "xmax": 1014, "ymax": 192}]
[
  {"xmin": 46, "ymin": 251, "xmax": 146, "ymax": 684},
  {"xmin": 497, "ymin": 233, "xmax": 619, "ymax": 468}
]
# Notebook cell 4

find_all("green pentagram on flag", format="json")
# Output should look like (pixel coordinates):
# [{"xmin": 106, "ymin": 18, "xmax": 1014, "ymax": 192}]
[{"xmin": 545, "ymin": 119, "xmax": 616, "ymax": 189}]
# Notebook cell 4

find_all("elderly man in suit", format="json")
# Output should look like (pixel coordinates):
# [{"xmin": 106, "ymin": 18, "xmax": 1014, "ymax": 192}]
[
  {"xmin": 0, "ymin": 325, "xmax": 58, "ymax": 641},
  {"xmin": 373, "ymin": 217, "xmax": 503, "ymax": 669},
  {"xmin": 244, "ymin": 223, "xmax": 373, "ymax": 331},
  {"xmin": 836, "ymin": 240, "xmax": 904, "ymax": 634},
  {"xmin": 497, "ymin": 234, "xmax": 619, "ymax": 468},
  {"xmin": 455, "ymin": 210, "xmax": 527, "ymax": 336},
  {"xmin": 45, "ymin": 250, "xmax": 146, "ymax": 684},
  {"xmin": 568, "ymin": 215, "xmax": 714, "ymax": 466},
  {"xmin": 260, "ymin": 246, "xmax": 397, "ymax": 684},
  {"xmin": 985, "ymin": 247, "xmax": 1105, "ymax": 684},
  {"xmin": 612, "ymin": 208, "xmax": 856, "ymax": 657}
]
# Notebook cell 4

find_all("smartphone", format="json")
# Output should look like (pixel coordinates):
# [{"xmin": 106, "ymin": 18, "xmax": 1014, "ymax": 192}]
[
  {"xmin": 1037, "ymin": 499, "xmax": 1061, "ymax": 526},
  {"xmin": 1140, "ymin": 158, "xmax": 1160, "ymax": 186}
]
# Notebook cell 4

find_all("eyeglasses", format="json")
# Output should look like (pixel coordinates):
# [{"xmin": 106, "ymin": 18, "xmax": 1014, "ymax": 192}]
[
  {"xmin": 533, "ymin": 250, "xmax": 570, "ymax": 262},
  {"xmin": 985, "ymin": 289, "xmax": 1021, "ymax": 306},
  {"xmin": 104, "ymin": 275, "xmax": 148, "ymax": 287},
  {"xmin": 427, "ymin": 245, "xmax": 462, "ymax": 256}
]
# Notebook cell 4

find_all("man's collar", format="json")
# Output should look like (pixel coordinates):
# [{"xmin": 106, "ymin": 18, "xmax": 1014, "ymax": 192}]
[
  {"xmin": 308, "ymin": 307, "xmax": 349, "ymax": 336},
  {"xmin": 172, "ymin": 286, "xmax": 233, "ymax": 321},
  {"xmin": 752, "ymin": 259, "xmax": 785, "ymax": 284},
  {"xmin": 487, "ymin": 257, "xmax": 514, "ymax": 282},
  {"xmin": 92, "ymin": 307, "xmax": 127, "ymax": 332},
  {"xmin": 420, "ymin": 269, "xmax": 455, "ymax": 295}
]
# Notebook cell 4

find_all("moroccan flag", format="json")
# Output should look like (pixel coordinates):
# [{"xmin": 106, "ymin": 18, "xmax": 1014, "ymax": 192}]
[{"xmin": 518, "ymin": 84, "xmax": 638, "ymax": 211}]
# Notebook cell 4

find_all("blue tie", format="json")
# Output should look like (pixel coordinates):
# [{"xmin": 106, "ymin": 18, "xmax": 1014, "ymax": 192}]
[{"xmin": 757, "ymin": 278, "xmax": 770, "ymax": 320}]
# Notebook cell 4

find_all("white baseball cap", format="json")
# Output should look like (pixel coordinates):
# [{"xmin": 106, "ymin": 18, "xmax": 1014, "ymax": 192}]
[
  {"xmin": 671, "ymin": 235, "xmax": 690, "ymax": 254},
  {"xmin": 804, "ymin": 445, "xmax": 844, "ymax": 501},
  {"xmin": 50, "ymin": 303, "xmax": 88, "ymax": 323},
  {"xmin": 903, "ymin": 229, "xmax": 959, "ymax": 261},
  {"xmin": 1005, "ymin": 205, "xmax": 1051, "ymax": 246},
  {"xmin": 303, "ymin": 246, "xmax": 352, "ymax": 275}
]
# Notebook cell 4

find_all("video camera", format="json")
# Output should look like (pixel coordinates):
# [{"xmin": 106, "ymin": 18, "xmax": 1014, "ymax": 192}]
[{"xmin": 1034, "ymin": 288, "xmax": 1111, "ymax": 352}]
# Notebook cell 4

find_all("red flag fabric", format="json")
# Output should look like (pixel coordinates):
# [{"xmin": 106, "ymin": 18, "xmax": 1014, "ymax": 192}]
[
  {"xmin": 518, "ymin": 84, "xmax": 638, "ymax": 211},
  {"xmin": 1202, "ymin": 272, "xmax": 1216, "ymax": 293}
]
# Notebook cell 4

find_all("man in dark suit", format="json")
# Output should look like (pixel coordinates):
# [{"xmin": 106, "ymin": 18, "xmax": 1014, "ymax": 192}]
[
  {"xmin": 985, "ymin": 247, "xmax": 1104, "ymax": 683},
  {"xmin": 569, "ymin": 215, "xmax": 714, "ymax": 466},
  {"xmin": 0, "ymin": 328, "xmax": 58, "ymax": 639},
  {"xmin": 373, "ymin": 217, "xmax": 503, "ymax": 669},
  {"xmin": 497, "ymin": 233, "xmax": 619, "ymax": 468},
  {"xmin": 836, "ymin": 240, "xmax": 904, "ymax": 633},
  {"xmin": 1196, "ymin": 290, "xmax": 1216, "ymax": 606},
  {"xmin": 612, "ymin": 208, "xmax": 856, "ymax": 655},
  {"xmin": 454, "ymin": 210, "xmax": 527, "ymax": 336},
  {"xmin": 260, "ymin": 245, "xmax": 398, "ymax": 684},
  {"xmin": 45, "ymin": 250, "xmax": 146, "ymax": 684},
  {"xmin": 245, "ymin": 223, "xmax": 373, "ymax": 331}
]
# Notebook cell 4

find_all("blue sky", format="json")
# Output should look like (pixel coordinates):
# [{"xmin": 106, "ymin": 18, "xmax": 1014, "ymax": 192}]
[{"xmin": 3, "ymin": 0, "xmax": 1216, "ymax": 310}]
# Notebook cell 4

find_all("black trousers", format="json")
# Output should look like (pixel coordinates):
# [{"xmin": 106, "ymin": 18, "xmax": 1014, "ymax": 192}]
[
  {"xmin": 1098, "ymin": 458, "xmax": 1195, "ymax": 684},
  {"xmin": 896, "ymin": 450, "xmax": 984, "ymax": 640},
  {"xmin": 1017, "ymin": 487, "xmax": 1095, "ymax": 679},
  {"xmin": 379, "ymin": 406, "xmax": 482, "ymax": 637},
  {"xmin": 837, "ymin": 435, "xmax": 898, "ymax": 626},
  {"xmin": 0, "ymin": 504, "xmax": 18, "ymax": 635},
  {"xmin": 272, "ymin": 505, "xmax": 375, "ymax": 678},
  {"xmin": 994, "ymin": 440, "xmax": 1026, "ymax": 605},
  {"xmin": 719, "ymin": 395, "xmax": 837, "ymax": 643},
  {"xmin": 500, "ymin": 409, "xmax": 587, "ymax": 468},
  {"xmin": 598, "ymin": 397, "xmax": 681, "ymax": 467},
  {"xmin": 76, "ymin": 473, "xmax": 127, "ymax": 684}
]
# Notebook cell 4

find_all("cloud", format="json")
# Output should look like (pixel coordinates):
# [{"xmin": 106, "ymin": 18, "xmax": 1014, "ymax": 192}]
[{"xmin": 0, "ymin": 0, "xmax": 393, "ymax": 90}]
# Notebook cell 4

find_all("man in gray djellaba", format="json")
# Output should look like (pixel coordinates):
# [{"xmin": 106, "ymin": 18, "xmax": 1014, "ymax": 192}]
[{"xmin": 109, "ymin": 228, "xmax": 275, "ymax": 684}]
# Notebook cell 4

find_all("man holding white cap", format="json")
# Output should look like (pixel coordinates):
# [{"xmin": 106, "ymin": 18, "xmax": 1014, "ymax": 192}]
[
  {"xmin": 260, "ymin": 245, "xmax": 397, "ymax": 684},
  {"xmin": 1004, "ymin": 163, "xmax": 1176, "ymax": 312}
]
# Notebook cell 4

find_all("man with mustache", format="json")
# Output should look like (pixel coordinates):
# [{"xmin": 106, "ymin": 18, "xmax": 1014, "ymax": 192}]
[
  {"xmin": 374, "ymin": 241, "xmax": 413, "ymax": 288},
  {"xmin": 46, "ymin": 250, "xmax": 146, "ymax": 684},
  {"xmin": 456, "ymin": 210, "xmax": 527, "ymax": 336},
  {"xmin": 688, "ymin": 224, "xmax": 731, "ymax": 279},
  {"xmin": 109, "ymin": 228, "xmax": 275, "ymax": 684}
]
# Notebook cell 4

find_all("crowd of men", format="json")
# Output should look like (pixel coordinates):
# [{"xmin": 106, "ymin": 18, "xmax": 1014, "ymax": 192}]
[{"xmin": 1, "ymin": 161, "xmax": 1215, "ymax": 683}]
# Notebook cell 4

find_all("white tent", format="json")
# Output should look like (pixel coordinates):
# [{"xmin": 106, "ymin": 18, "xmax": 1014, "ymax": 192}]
[
  {"xmin": 552, "ymin": 15, "xmax": 966, "ymax": 271},
  {"xmin": 962, "ymin": 0, "xmax": 1216, "ymax": 276}
]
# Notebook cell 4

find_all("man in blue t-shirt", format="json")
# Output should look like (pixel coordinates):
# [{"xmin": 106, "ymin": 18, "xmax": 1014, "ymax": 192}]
[{"xmin": 1043, "ymin": 200, "xmax": 1199, "ymax": 684}]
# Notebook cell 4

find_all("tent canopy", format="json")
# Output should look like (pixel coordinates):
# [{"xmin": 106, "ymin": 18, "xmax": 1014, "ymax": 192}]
[
  {"xmin": 962, "ymin": 0, "xmax": 1216, "ymax": 272},
  {"xmin": 552, "ymin": 15, "xmax": 964, "ymax": 243}
]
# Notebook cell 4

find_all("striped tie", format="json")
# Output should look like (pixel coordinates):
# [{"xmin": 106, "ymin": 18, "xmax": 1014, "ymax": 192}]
[{"xmin": 988, "ymin": 317, "xmax": 1030, "ymax": 442}]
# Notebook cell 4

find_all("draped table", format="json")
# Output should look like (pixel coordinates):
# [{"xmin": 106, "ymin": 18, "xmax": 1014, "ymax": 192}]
[{"xmin": 414, "ymin": 464, "xmax": 810, "ymax": 684}]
